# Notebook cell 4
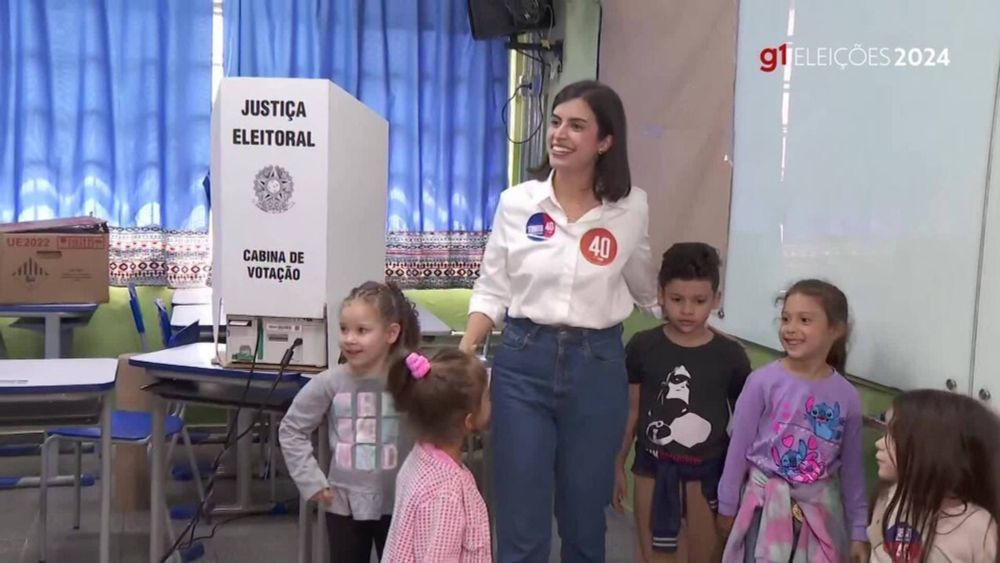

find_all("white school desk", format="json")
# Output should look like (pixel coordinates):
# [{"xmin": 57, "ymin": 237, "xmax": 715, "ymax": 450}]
[
  {"xmin": 170, "ymin": 288, "xmax": 212, "ymax": 306},
  {"xmin": 0, "ymin": 304, "xmax": 101, "ymax": 489},
  {"xmin": 169, "ymin": 304, "xmax": 222, "ymax": 330},
  {"xmin": 0, "ymin": 358, "xmax": 116, "ymax": 563},
  {"xmin": 415, "ymin": 304, "xmax": 451, "ymax": 336},
  {"xmin": 169, "ymin": 304, "xmax": 224, "ymax": 344},
  {"xmin": 0, "ymin": 303, "xmax": 98, "ymax": 359},
  {"xmin": 129, "ymin": 343, "xmax": 304, "ymax": 563}
]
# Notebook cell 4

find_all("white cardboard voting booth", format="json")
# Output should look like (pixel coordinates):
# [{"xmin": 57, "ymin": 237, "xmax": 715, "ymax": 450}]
[{"xmin": 211, "ymin": 77, "xmax": 388, "ymax": 368}]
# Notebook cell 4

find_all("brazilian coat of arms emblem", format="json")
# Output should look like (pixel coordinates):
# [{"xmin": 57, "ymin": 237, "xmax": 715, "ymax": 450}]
[{"xmin": 253, "ymin": 165, "xmax": 294, "ymax": 213}]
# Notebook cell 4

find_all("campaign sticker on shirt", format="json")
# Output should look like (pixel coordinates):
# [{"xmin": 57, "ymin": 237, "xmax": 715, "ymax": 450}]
[
  {"xmin": 526, "ymin": 212, "xmax": 556, "ymax": 241},
  {"xmin": 884, "ymin": 523, "xmax": 923, "ymax": 562},
  {"xmin": 580, "ymin": 228, "xmax": 618, "ymax": 266}
]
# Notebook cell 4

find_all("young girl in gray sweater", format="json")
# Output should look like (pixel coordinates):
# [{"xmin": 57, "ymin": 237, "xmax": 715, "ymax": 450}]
[{"xmin": 280, "ymin": 281, "xmax": 419, "ymax": 563}]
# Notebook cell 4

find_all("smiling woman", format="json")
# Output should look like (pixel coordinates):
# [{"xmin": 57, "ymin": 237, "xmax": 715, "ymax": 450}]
[
  {"xmin": 537, "ymin": 82, "xmax": 633, "ymax": 205},
  {"xmin": 460, "ymin": 80, "xmax": 660, "ymax": 562}
]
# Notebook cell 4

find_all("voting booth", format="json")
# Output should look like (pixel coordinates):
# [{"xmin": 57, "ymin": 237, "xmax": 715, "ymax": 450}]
[{"xmin": 211, "ymin": 77, "xmax": 389, "ymax": 368}]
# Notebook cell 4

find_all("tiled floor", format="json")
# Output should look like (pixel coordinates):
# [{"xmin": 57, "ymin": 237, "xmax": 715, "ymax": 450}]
[{"xmin": 0, "ymin": 445, "xmax": 637, "ymax": 563}]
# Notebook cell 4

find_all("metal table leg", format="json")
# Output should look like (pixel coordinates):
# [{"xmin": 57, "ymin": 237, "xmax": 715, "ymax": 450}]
[
  {"xmin": 210, "ymin": 409, "xmax": 278, "ymax": 517},
  {"xmin": 38, "ymin": 435, "xmax": 49, "ymax": 563},
  {"xmin": 99, "ymin": 393, "xmax": 112, "ymax": 563},
  {"xmin": 150, "ymin": 395, "xmax": 167, "ymax": 562},
  {"xmin": 298, "ymin": 498, "xmax": 312, "ymax": 563},
  {"xmin": 43, "ymin": 315, "xmax": 60, "ymax": 359}
]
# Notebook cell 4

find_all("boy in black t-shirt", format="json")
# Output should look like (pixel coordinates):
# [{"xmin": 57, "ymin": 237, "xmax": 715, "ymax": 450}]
[{"xmin": 612, "ymin": 243, "xmax": 751, "ymax": 563}]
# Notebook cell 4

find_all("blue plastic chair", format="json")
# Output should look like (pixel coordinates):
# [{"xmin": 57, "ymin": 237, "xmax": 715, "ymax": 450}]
[
  {"xmin": 39, "ymin": 285, "xmax": 207, "ymax": 560},
  {"xmin": 127, "ymin": 283, "xmax": 149, "ymax": 353},
  {"xmin": 155, "ymin": 298, "xmax": 201, "ymax": 348},
  {"xmin": 42, "ymin": 410, "xmax": 205, "ymax": 560}
]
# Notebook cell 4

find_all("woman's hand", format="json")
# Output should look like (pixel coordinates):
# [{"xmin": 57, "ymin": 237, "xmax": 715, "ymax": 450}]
[
  {"xmin": 611, "ymin": 467, "xmax": 628, "ymax": 513},
  {"xmin": 458, "ymin": 335, "xmax": 478, "ymax": 355},
  {"xmin": 460, "ymin": 313, "xmax": 494, "ymax": 355},
  {"xmin": 850, "ymin": 541, "xmax": 869, "ymax": 563},
  {"xmin": 311, "ymin": 488, "xmax": 334, "ymax": 505}
]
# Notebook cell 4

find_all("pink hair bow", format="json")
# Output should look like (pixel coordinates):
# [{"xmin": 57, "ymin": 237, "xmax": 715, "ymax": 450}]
[{"xmin": 405, "ymin": 353, "xmax": 431, "ymax": 379}]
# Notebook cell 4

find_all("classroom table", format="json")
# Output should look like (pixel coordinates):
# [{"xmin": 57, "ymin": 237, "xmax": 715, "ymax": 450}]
[
  {"xmin": 168, "ymin": 304, "xmax": 218, "ymax": 329},
  {"xmin": 0, "ymin": 304, "xmax": 100, "ymax": 488},
  {"xmin": 415, "ymin": 304, "xmax": 452, "ymax": 336},
  {"xmin": 0, "ymin": 303, "xmax": 98, "ymax": 359},
  {"xmin": 0, "ymin": 308, "xmax": 103, "ymax": 489},
  {"xmin": 0, "ymin": 358, "xmax": 116, "ymax": 563},
  {"xmin": 169, "ymin": 303, "xmax": 225, "ymax": 343},
  {"xmin": 130, "ymin": 343, "xmax": 304, "ymax": 562},
  {"xmin": 170, "ymin": 287, "xmax": 212, "ymax": 306}
]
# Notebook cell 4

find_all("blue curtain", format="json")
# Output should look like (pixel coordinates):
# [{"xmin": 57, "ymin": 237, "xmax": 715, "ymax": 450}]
[
  {"xmin": 0, "ymin": 0, "xmax": 212, "ymax": 230},
  {"xmin": 223, "ymin": 0, "xmax": 509, "ymax": 233}
]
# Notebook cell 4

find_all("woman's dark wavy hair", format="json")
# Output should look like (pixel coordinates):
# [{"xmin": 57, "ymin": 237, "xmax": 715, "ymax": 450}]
[{"xmin": 533, "ymin": 80, "xmax": 631, "ymax": 202}]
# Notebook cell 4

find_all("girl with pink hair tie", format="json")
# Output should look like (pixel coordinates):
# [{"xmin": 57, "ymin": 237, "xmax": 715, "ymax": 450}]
[{"xmin": 382, "ymin": 349, "xmax": 493, "ymax": 562}]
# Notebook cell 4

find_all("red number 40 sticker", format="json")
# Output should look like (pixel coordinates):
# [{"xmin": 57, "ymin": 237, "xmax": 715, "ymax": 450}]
[{"xmin": 580, "ymin": 228, "xmax": 618, "ymax": 266}]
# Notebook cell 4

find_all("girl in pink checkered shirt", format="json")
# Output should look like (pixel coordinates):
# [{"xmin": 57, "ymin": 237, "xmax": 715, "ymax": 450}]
[{"xmin": 382, "ymin": 349, "xmax": 493, "ymax": 563}]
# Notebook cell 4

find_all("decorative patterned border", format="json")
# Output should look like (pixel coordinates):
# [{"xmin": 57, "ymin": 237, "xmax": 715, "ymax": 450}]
[
  {"xmin": 108, "ymin": 228, "xmax": 487, "ymax": 289},
  {"xmin": 385, "ymin": 231, "xmax": 487, "ymax": 289},
  {"xmin": 109, "ymin": 227, "xmax": 212, "ymax": 288}
]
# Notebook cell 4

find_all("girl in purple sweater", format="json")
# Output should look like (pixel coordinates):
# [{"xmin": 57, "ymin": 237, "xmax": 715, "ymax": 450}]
[{"xmin": 717, "ymin": 280, "xmax": 869, "ymax": 562}]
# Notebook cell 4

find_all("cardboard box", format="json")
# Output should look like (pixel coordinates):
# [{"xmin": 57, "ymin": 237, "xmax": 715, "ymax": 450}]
[{"xmin": 0, "ymin": 217, "xmax": 110, "ymax": 305}]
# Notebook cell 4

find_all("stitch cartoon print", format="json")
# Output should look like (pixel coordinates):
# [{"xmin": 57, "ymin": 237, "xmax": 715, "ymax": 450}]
[
  {"xmin": 805, "ymin": 396, "xmax": 844, "ymax": 441},
  {"xmin": 771, "ymin": 435, "xmax": 823, "ymax": 483}
]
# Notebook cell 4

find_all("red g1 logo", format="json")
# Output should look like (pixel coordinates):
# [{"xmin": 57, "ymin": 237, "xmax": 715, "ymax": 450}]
[{"xmin": 580, "ymin": 228, "xmax": 618, "ymax": 266}]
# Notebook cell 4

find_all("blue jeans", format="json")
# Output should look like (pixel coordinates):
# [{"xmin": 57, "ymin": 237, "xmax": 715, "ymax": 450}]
[{"xmin": 491, "ymin": 317, "xmax": 628, "ymax": 563}]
